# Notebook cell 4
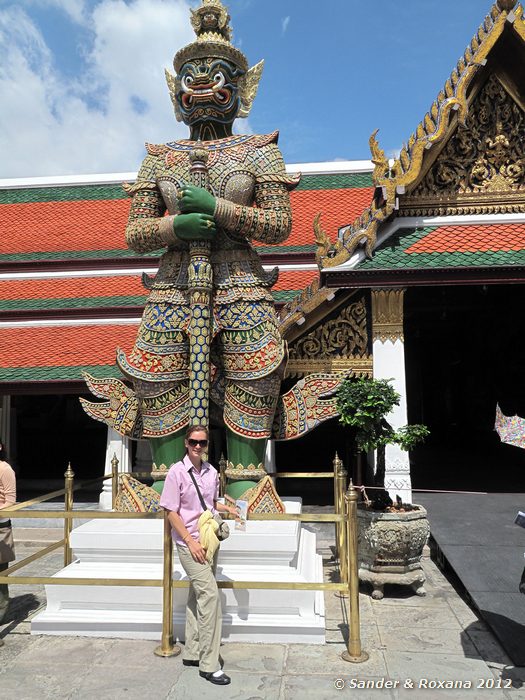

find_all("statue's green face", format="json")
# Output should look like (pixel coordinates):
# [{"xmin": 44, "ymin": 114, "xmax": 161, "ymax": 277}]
[{"xmin": 177, "ymin": 57, "xmax": 243, "ymax": 130}]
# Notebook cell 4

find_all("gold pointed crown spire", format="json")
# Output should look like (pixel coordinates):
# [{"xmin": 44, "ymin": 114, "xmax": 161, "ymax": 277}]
[
  {"xmin": 497, "ymin": 0, "xmax": 517, "ymax": 11},
  {"xmin": 167, "ymin": 0, "xmax": 264, "ymax": 121},
  {"xmin": 174, "ymin": 0, "xmax": 247, "ymax": 72}
]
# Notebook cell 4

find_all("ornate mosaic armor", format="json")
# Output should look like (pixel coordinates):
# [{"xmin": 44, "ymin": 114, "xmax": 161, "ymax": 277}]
[{"xmin": 118, "ymin": 132, "xmax": 299, "ymax": 441}]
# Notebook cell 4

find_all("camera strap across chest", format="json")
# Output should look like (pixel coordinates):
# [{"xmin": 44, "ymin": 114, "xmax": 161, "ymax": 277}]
[{"xmin": 188, "ymin": 468, "xmax": 208, "ymax": 513}]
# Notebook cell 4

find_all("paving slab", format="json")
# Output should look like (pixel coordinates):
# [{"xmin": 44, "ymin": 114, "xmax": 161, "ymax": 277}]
[
  {"xmin": 0, "ymin": 663, "xmax": 91, "ymax": 700},
  {"xmin": 369, "ymin": 603, "xmax": 463, "ymax": 630},
  {"xmin": 218, "ymin": 642, "xmax": 286, "ymax": 674},
  {"xmin": 71, "ymin": 660, "xmax": 181, "ymax": 700},
  {"xmin": 167, "ymin": 669, "xmax": 283, "ymax": 700},
  {"xmin": 0, "ymin": 633, "xmax": 42, "ymax": 672},
  {"xmin": 377, "ymin": 625, "xmax": 479, "ymax": 656},
  {"xmin": 282, "ymin": 674, "xmax": 397, "ymax": 699},
  {"xmin": 285, "ymin": 642, "xmax": 388, "ymax": 677},
  {"xmin": 384, "ymin": 649, "xmax": 501, "ymax": 686}
]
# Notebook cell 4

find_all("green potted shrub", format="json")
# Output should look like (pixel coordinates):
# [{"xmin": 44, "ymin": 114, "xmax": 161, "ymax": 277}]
[{"xmin": 337, "ymin": 377, "xmax": 430, "ymax": 599}]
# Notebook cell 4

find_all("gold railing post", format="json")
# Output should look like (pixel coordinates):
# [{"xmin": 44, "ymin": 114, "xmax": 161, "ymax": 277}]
[
  {"xmin": 219, "ymin": 453, "xmax": 227, "ymax": 498},
  {"xmin": 154, "ymin": 510, "xmax": 181, "ymax": 658},
  {"xmin": 64, "ymin": 463, "xmax": 74, "ymax": 567},
  {"xmin": 333, "ymin": 453, "xmax": 348, "ymax": 595},
  {"xmin": 342, "ymin": 479, "xmax": 369, "ymax": 663},
  {"xmin": 111, "ymin": 453, "xmax": 119, "ymax": 510}
]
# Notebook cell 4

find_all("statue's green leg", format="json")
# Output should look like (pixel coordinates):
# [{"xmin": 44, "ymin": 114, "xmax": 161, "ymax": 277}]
[
  {"xmin": 149, "ymin": 430, "xmax": 186, "ymax": 495},
  {"xmin": 225, "ymin": 428, "xmax": 267, "ymax": 499}
]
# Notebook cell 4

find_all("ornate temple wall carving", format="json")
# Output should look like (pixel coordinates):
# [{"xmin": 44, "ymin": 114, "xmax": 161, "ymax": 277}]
[
  {"xmin": 286, "ymin": 294, "xmax": 372, "ymax": 379},
  {"xmin": 401, "ymin": 74, "xmax": 525, "ymax": 216}
]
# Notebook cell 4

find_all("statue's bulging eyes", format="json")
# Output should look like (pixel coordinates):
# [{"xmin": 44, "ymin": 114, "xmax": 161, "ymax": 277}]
[
  {"xmin": 213, "ymin": 72, "xmax": 225, "ymax": 88},
  {"xmin": 182, "ymin": 75, "xmax": 194, "ymax": 90}
]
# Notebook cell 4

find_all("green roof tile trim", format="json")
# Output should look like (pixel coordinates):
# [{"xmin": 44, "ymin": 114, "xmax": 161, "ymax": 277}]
[
  {"xmin": 0, "ymin": 173, "xmax": 374, "ymax": 204},
  {"xmin": 0, "ymin": 249, "xmax": 159, "ymax": 263},
  {"xmin": 295, "ymin": 172, "xmax": 373, "ymax": 191},
  {"xmin": 0, "ymin": 295, "xmax": 148, "ymax": 312},
  {"xmin": 0, "ymin": 365, "xmax": 119, "ymax": 382},
  {"xmin": 0, "ymin": 184, "xmax": 128, "ymax": 204},
  {"xmin": 357, "ymin": 227, "xmax": 525, "ymax": 270},
  {"xmin": 255, "ymin": 244, "xmax": 316, "ymax": 255},
  {"xmin": 0, "ymin": 244, "xmax": 316, "ymax": 263},
  {"xmin": 272, "ymin": 290, "xmax": 302, "ymax": 302},
  {"xmin": 0, "ymin": 290, "xmax": 298, "ymax": 312}
]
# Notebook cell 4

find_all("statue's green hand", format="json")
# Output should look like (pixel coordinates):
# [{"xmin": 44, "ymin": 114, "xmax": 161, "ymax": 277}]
[
  {"xmin": 173, "ymin": 213, "xmax": 216, "ymax": 241},
  {"xmin": 178, "ymin": 184, "xmax": 216, "ymax": 216}
]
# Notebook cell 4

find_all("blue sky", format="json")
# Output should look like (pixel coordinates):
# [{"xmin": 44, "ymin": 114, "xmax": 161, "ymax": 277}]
[{"xmin": 0, "ymin": 0, "xmax": 499, "ymax": 177}]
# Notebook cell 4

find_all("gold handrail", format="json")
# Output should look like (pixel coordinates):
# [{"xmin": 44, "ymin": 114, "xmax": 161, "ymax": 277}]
[
  {"xmin": 2, "ymin": 540, "xmax": 64, "ymax": 576},
  {"xmin": 111, "ymin": 455, "xmax": 119, "ymax": 510},
  {"xmin": 1, "ymin": 510, "xmax": 344, "ymax": 521},
  {"xmin": 275, "ymin": 472, "xmax": 334, "ymax": 478},
  {"xmin": 64, "ymin": 463, "xmax": 74, "ymax": 566},
  {"xmin": 0, "ymin": 574, "xmax": 349, "ymax": 591},
  {"xmin": 342, "ymin": 480, "xmax": 368, "ymax": 664},
  {"xmin": 154, "ymin": 511, "xmax": 181, "ymax": 658}
]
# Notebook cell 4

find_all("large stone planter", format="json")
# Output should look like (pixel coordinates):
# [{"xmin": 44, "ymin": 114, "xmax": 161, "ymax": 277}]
[{"xmin": 357, "ymin": 505, "xmax": 430, "ymax": 599}]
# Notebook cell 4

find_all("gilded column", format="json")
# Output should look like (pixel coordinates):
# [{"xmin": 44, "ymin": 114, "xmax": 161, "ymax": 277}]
[{"xmin": 371, "ymin": 288, "xmax": 412, "ymax": 503}]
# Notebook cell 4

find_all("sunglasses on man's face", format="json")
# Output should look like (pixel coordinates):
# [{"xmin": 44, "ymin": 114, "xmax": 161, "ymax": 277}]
[{"xmin": 187, "ymin": 439, "xmax": 208, "ymax": 448}]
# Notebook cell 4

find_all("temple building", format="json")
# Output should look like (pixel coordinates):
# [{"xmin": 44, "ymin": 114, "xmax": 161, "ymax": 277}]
[{"xmin": 1, "ymin": 0, "xmax": 525, "ymax": 501}]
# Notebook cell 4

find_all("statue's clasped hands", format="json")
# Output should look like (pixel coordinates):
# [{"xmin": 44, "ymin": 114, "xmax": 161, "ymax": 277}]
[{"xmin": 173, "ymin": 184, "xmax": 217, "ymax": 242}]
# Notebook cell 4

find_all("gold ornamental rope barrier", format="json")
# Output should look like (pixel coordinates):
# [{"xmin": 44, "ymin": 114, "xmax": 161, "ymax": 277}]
[{"xmin": 0, "ymin": 454, "xmax": 368, "ymax": 665}]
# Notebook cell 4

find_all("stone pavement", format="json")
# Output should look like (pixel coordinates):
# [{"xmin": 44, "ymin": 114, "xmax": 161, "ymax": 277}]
[{"xmin": 1, "ymin": 524, "xmax": 525, "ymax": 699}]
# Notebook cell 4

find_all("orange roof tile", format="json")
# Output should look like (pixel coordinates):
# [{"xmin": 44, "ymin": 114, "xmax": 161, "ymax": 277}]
[
  {"xmin": 287, "ymin": 188, "xmax": 374, "ymax": 246},
  {"xmin": 0, "ymin": 268, "xmax": 315, "ymax": 303},
  {"xmin": 0, "ymin": 275, "xmax": 145, "ymax": 301},
  {"xmin": 1, "ymin": 187, "xmax": 373, "ymax": 257},
  {"xmin": 0, "ymin": 325, "xmax": 138, "ymax": 368},
  {"xmin": 272, "ymin": 268, "xmax": 318, "ymax": 291},
  {"xmin": 405, "ymin": 223, "xmax": 525, "ymax": 254},
  {"xmin": 0, "ymin": 200, "xmax": 131, "ymax": 254}
]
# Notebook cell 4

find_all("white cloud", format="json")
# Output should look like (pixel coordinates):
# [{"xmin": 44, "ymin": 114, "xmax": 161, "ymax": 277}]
[
  {"xmin": 0, "ymin": 0, "xmax": 209, "ymax": 177},
  {"xmin": 281, "ymin": 16, "xmax": 290, "ymax": 36},
  {"xmin": 43, "ymin": 0, "xmax": 88, "ymax": 25}
]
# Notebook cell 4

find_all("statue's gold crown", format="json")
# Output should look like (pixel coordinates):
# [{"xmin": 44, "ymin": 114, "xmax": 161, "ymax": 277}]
[
  {"xmin": 174, "ymin": 0, "xmax": 247, "ymax": 73},
  {"xmin": 166, "ymin": 0, "xmax": 264, "ymax": 121}
]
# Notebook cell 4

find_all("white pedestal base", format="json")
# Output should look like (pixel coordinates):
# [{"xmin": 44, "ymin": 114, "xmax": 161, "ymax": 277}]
[{"xmin": 32, "ymin": 499, "xmax": 325, "ymax": 644}]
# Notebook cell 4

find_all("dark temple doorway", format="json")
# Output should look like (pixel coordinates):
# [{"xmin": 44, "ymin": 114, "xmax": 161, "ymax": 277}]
[
  {"xmin": 404, "ymin": 284, "xmax": 525, "ymax": 493},
  {"xmin": 10, "ymin": 393, "xmax": 107, "ymax": 496}
]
